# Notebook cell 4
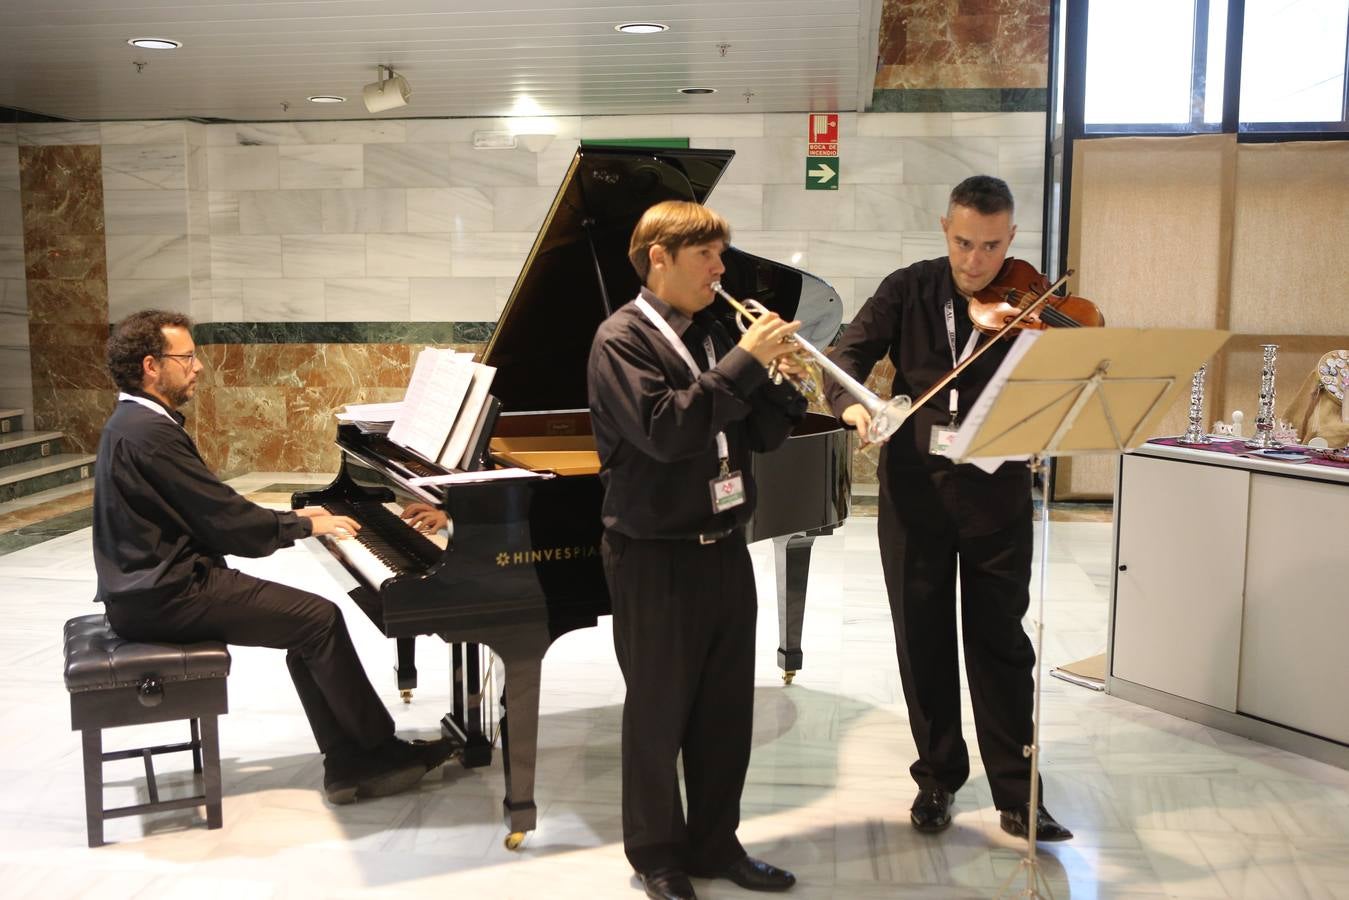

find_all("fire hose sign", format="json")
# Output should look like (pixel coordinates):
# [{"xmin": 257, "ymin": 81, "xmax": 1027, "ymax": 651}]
[{"xmin": 806, "ymin": 113, "xmax": 839, "ymax": 190}]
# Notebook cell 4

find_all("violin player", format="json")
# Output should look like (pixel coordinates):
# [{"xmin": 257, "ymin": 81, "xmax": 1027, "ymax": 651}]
[{"xmin": 824, "ymin": 175, "xmax": 1075, "ymax": 843}]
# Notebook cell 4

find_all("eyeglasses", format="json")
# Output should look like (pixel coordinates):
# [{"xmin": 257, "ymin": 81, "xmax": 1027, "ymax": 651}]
[{"xmin": 160, "ymin": 352, "xmax": 197, "ymax": 366}]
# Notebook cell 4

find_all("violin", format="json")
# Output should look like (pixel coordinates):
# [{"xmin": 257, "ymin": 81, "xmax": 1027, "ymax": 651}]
[{"xmin": 968, "ymin": 258, "xmax": 1104, "ymax": 337}]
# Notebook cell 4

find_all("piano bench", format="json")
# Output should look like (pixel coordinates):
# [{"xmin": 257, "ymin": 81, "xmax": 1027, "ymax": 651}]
[{"xmin": 62, "ymin": 614, "xmax": 231, "ymax": 848}]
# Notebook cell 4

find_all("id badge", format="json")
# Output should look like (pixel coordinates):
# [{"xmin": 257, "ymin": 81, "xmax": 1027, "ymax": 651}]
[
  {"xmin": 929, "ymin": 424, "xmax": 958, "ymax": 456},
  {"xmin": 710, "ymin": 470, "xmax": 747, "ymax": 513}
]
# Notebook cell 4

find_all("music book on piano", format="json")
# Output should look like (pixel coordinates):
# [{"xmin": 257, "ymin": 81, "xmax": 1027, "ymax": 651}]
[
  {"xmin": 388, "ymin": 348, "xmax": 476, "ymax": 462},
  {"xmin": 439, "ymin": 363, "xmax": 497, "ymax": 470}
]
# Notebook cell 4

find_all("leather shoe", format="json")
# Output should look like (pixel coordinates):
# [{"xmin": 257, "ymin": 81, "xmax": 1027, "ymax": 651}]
[
  {"xmin": 999, "ymin": 803, "xmax": 1073, "ymax": 842},
  {"xmin": 693, "ymin": 855, "xmax": 796, "ymax": 892},
  {"xmin": 910, "ymin": 788, "xmax": 955, "ymax": 833},
  {"xmin": 638, "ymin": 867, "xmax": 697, "ymax": 900}
]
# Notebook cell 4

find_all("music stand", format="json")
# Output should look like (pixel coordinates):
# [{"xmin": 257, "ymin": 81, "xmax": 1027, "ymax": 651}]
[{"xmin": 946, "ymin": 326, "xmax": 1229, "ymax": 899}]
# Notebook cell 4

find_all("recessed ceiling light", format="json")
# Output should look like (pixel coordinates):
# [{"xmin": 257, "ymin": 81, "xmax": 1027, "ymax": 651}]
[
  {"xmin": 615, "ymin": 22, "xmax": 669, "ymax": 34},
  {"xmin": 307, "ymin": 95, "xmax": 346, "ymax": 104},
  {"xmin": 127, "ymin": 37, "xmax": 182, "ymax": 50},
  {"xmin": 679, "ymin": 87, "xmax": 717, "ymax": 95}
]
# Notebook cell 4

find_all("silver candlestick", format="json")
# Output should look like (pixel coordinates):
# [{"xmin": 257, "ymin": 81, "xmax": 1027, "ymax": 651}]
[
  {"xmin": 1245, "ymin": 343, "xmax": 1281, "ymax": 449},
  {"xmin": 1179, "ymin": 364, "xmax": 1210, "ymax": 444}
]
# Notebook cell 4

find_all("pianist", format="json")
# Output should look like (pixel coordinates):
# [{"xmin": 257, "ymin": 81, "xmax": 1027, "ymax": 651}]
[
  {"xmin": 92, "ymin": 310, "xmax": 454, "ymax": 805},
  {"xmin": 587, "ymin": 202, "xmax": 804, "ymax": 900}
]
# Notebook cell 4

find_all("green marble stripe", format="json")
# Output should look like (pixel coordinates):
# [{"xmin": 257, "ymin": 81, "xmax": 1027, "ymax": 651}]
[
  {"xmin": 0, "ymin": 467, "xmax": 92, "ymax": 503},
  {"xmin": 0, "ymin": 438, "xmax": 63, "ymax": 468},
  {"xmin": 192, "ymin": 322, "xmax": 497, "ymax": 345},
  {"xmin": 869, "ymin": 88, "xmax": 1048, "ymax": 113},
  {"xmin": 0, "ymin": 506, "xmax": 93, "ymax": 556}
]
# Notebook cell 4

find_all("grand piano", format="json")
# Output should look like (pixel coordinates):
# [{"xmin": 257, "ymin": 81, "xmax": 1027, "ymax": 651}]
[{"xmin": 294, "ymin": 145, "xmax": 849, "ymax": 848}]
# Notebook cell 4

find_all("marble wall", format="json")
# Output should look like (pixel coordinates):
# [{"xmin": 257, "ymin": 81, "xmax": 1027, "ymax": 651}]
[
  {"xmin": 878, "ymin": 0, "xmax": 1051, "ymax": 89},
  {"xmin": 19, "ymin": 128, "xmax": 113, "ymax": 453},
  {"xmin": 0, "ymin": 125, "xmax": 28, "ymax": 425}
]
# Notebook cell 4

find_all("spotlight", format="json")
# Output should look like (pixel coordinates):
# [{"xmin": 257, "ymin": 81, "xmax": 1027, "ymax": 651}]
[{"xmin": 363, "ymin": 65, "xmax": 410, "ymax": 113}]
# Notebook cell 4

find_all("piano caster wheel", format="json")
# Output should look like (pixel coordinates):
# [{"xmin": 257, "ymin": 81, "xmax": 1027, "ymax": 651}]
[
  {"xmin": 504, "ymin": 831, "xmax": 526, "ymax": 851},
  {"xmin": 782, "ymin": 670, "xmax": 796, "ymax": 685},
  {"xmin": 400, "ymin": 690, "xmax": 412, "ymax": 704}
]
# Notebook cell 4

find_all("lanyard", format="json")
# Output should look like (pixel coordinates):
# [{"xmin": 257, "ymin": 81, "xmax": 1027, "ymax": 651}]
[
  {"xmin": 118, "ymin": 391, "xmax": 183, "ymax": 429},
  {"xmin": 943, "ymin": 299, "xmax": 980, "ymax": 423},
  {"xmin": 634, "ymin": 296, "xmax": 730, "ymax": 464}
]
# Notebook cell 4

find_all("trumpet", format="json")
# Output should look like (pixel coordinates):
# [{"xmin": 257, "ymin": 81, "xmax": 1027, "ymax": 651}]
[{"xmin": 710, "ymin": 282, "xmax": 913, "ymax": 444}]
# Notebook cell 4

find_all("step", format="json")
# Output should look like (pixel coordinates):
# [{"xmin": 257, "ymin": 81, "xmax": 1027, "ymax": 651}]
[
  {"xmin": 0, "ymin": 453, "xmax": 96, "ymax": 503},
  {"xmin": 0, "ymin": 431, "xmax": 64, "ymax": 468},
  {"xmin": 0, "ymin": 409, "xmax": 23, "ymax": 435}
]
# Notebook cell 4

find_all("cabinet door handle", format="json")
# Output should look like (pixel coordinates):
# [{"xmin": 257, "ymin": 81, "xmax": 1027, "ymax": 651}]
[{"xmin": 1118, "ymin": 564, "xmax": 1128, "ymax": 571}]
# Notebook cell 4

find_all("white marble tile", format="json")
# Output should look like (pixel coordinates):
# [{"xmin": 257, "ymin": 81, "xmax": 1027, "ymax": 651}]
[
  {"xmin": 404, "ymin": 118, "xmax": 510, "ymax": 143},
  {"xmin": 0, "ymin": 124, "xmax": 15, "ymax": 145},
  {"xmin": 708, "ymin": 184, "xmax": 764, "ymax": 230},
  {"xmin": 99, "ymin": 121, "xmax": 186, "ymax": 145},
  {"xmin": 0, "ymin": 190, "xmax": 21, "ymax": 235},
  {"xmin": 703, "ymin": 137, "xmax": 809, "ymax": 185},
  {"xmin": 446, "ymin": 144, "xmax": 540, "ymax": 187},
  {"xmin": 16, "ymin": 122, "xmax": 100, "ymax": 145},
  {"xmin": 279, "ymin": 145, "xmax": 363, "ymax": 189},
  {"xmin": 320, "ymin": 189, "xmax": 405, "ymax": 234},
  {"xmin": 535, "ymin": 138, "xmax": 581, "ymax": 187},
  {"xmin": 281, "ymin": 234, "xmax": 365, "ymax": 278},
  {"xmin": 0, "ymin": 146, "xmax": 18, "ymax": 191},
  {"xmin": 367, "ymin": 233, "xmax": 452, "ymax": 277},
  {"xmin": 900, "ymin": 231, "xmax": 952, "ymax": 267},
  {"xmin": 1, "ymin": 235, "xmax": 24, "ymax": 278},
  {"xmin": 190, "ymin": 236, "xmax": 211, "ymax": 282},
  {"xmin": 997, "ymin": 138, "xmax": 1046, "ymax": 186},
  {"xmin": 729, "ymin": 231, "xmax": 811, "ymax": 269},
  {"xmin": 210, "ymin": 278, "xmax": 243, "ymax": 320},
  {"xmin": 101, "ymin": 144, "xmax": 187, "ymax": 190},
  {"xmin": 842, "ymin": 137, "xmax": 906, "ymax": 184},
  {"xmin": 324, "ymin": 278, "xmax": 409, "ymax": 320},
  {"xmin": 106, "ymin": 234, "xmax": 190, "ymax": 279},
  {"xmin": 319, "ymin": 120, "xmax": 407, "ymax": 145},
  {"xmin": 364, "ymin": 143, "xmax": 454, "ymax": 188},
  {"xmin": 855, "ymin": 184, "xmax": 954, "ymax": 232},
  {"xmin": 240, "ymin": 278, "xmax": 325, "ymax": 322},
  {"xmin": 578, "ymin": 115, "xmax": 676, "ymax": 139},
  {"xmin": 808, "ymin": 232, "xmax": 903, "ymax": 278},
  {"xmin": 211, "ymin": 235, "xmax": 282, "ymax": 279},
  {"xmin": 490, "ymin": 186, "xmax": 555, "ymax": 233},
  {"xmin": 409, "ymin": 276, "xmax": 497, "ymax": 321},
  {"xmin": 448, "ymin": 233, "xmax": 532, "ymax": 278},
  {"xmin": 857, "ymin": 113, "xmax": 955, "ymax": 138},
  {"xmin": 237, "ymin": 190, "xmax": 323, "ymax": 235},
  {"xmin": 762, "ymin": 185, "xmax": 856, "ymax": 232},
  {"xmin": 679, "ymin": 114, "xmax": 766, "ymax": 137},
  {"xmin": 232, "ymin": 122, "xmax": 328, "ymax": 145},
  {"xmin": 406, "ymin": 188, "xmax": 493, "ymax": 233},
  {"xmin": 208, "ymin": 192, "xmax": 240, "ymax": 234},
  {"xmin": 107, "ymin": 278, "xmax": 191, "ymax": 321},
  {"xmin": 952, "ymin": 112, "xmax": 1048, "ymax": 137},
  {"xmin": 1010, "ymin": 183, "xmax": 1046, "ymax": 234},
  {"xmin": 187, "ymin": 191, "xmax": 210, "ymax": 236},
  {"xmin": 102, "ymin": 189, "xmax": 188, "ymax": 234},
  {"xmin": 901, "ymin": 138, "xmax": 1000, "ymax": 186},
  {"xmin": 207, "ymin": 146, "xmax": 280, "ymax": 191}
]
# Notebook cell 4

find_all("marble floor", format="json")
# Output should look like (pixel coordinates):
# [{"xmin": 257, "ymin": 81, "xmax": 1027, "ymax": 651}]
[{"xmin": 2, "ymin": 473, "xmax": 1348, "ymax": 899}]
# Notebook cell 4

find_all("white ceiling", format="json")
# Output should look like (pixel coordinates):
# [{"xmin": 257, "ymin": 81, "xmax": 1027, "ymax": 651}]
[{"xmin": 0, "ymin": 0, "xmax": 881, "ymax": 122}]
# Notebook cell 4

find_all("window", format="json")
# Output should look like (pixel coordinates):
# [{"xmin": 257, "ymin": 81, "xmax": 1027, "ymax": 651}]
[{"xmin": 1240, "ymin": 0, "xmax": 1349, "ymax": 127}]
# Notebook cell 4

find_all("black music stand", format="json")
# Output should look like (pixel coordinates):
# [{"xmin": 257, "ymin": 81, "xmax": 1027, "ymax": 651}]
[{"xmin": 946, "ymin": 326, "xmax": 1228, "ymax": 899}]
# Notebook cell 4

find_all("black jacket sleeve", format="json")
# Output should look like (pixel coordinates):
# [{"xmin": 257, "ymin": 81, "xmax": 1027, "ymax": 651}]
[
  {"xmin": 141, "ymin": 432, "xmax": 313, "ymax": 558},
  {"xmin": 825, "ymin": 277, "xmax": 904, "ymax": 423}
]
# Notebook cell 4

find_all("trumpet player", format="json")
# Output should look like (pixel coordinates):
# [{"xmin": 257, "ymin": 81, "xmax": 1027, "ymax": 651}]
[
  {"xmin": 825, "ymin": 176, "xmax": 1073, "ymax": 843},
  {"xmin": 586, "ymin": 200, "xmax": 804, "ymax": 900}
]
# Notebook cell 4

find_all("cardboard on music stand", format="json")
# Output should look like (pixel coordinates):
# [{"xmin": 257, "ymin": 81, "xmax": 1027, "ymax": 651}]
[{"xmin": 942, "ymin": 325, "xmax": 1228, "ymax": 898}]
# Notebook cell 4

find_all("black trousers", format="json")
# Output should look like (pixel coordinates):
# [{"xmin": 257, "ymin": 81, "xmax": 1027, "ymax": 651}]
[
  {"xmin": 602, "ymin": 529, "xmax": 757, "ymax": 874},
  {"xmin": 878, "ymin": 463, "xmax": 1038, "ymax": 810},
  {"xmin": 104, "ymin": 562, "xmax": 394, "ymax": 755}
]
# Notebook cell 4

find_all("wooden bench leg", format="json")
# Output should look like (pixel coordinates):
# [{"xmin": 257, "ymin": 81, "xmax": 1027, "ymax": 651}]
[
  {"xmin": 81, "ymin": 729, "xmax": 104, "ymax": 848},
  {"xmin": 200, "ymin": 715, "xmax": 223, "ymax": 830}
]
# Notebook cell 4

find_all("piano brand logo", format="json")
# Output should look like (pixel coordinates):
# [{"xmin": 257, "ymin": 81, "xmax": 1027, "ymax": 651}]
[{"xmin": 496, "ymin": 545, "xmax": 599, "ymax": 567}]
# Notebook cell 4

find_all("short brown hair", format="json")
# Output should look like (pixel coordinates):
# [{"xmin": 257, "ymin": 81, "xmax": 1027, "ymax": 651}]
[
  {"xmin": 949, "ymin": 175, "xmax": 1015, "ymax": 217},
  {"xmin": 107, "ymin": 310, "xmax": 192, "ymax": 393},
  {"xmin": 627, "ymin": 200, "xmax": 731, "ymax": 283}
]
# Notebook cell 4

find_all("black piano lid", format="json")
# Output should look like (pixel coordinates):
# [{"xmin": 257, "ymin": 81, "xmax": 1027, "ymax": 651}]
[
  {"xmin": 480, "ymin": 145, "xmax": 842, "ymax": 415},
  {"xmin": 482, "ymin": 145, "xmax": 734, "ymax": 414}
]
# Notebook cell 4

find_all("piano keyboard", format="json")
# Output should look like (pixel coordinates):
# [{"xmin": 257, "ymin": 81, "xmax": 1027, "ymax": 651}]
[{"xmin": 316, "ymin": 500, "xmax": 445, "ymax": 590}]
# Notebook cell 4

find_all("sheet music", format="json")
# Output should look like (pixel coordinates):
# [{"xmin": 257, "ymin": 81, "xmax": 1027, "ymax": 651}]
[
  {"xmin": 388, "ymin": 348, "xmax": 476, "ymax": 462},
  {"xmin": 407, "ymin": 468, "xmax": 553, "ymax": 487},
  {"xmin": 946, "ymin": 329, "xmax": 1040, "ymax": 472},
  {"xmin": 438, "ymin": 363, "xmax": 497, "ymax": 470}
]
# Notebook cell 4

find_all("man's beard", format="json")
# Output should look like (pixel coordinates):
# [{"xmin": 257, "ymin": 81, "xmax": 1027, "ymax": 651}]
[{"xmin": 163, "ymin": 381, "xmax": 194, "ymax": 407}]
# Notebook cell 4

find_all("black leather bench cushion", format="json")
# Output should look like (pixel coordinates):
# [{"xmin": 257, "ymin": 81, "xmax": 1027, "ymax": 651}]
[{"xmin": 63, "ymin": 614, "xmax": 231, "ymax": 693}]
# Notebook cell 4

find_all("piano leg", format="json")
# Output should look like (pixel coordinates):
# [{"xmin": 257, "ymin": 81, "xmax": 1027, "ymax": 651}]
[
  {"xmin": 498, "ymin": 649, "xmax": 544, "ymax": 850},
  {"xmin": 395, "ymin": 637, "xmax": 417, "ymax": 703},
  {"xmin": 443, "ymin": 643, "xmax": 494, "ymax": 768},
  {"xmin": 774, "ymin": 532, "xmax": 816, "ymax": 684}
]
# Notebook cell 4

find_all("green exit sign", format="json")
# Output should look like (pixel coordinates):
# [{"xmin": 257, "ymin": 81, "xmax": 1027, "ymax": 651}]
[{"xmin": 805, "ymin": 157, "xmax": 839, "ymax": 190}]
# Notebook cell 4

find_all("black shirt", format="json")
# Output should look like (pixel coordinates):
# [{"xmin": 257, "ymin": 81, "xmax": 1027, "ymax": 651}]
[
  {"xmin": 92, "ymin": 393, "xmax": 312, "ymax": 604},
  {"xmin": 825, "ymin": 257, "xmax": 1031, "ymax": 532},
  {"xmin": 587, "ymin": 288, "xmax": 807, "ymax": 540}
]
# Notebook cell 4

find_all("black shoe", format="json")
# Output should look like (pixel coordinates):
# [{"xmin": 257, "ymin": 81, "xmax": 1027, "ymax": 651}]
[
  {"xmin": 910, "ymin": 788, "xmax": 955, "ymax": 833},
  {"xmin": 693, "ymin": 856, "xmax": 796, "ymax": 892},
  {"xmin": 638, "ymin": 867, "xmax": 697, "ymax": 900},
  {"xmin": 322, "ymin": 747, "xmax": 425, "ymax": 805},
  {"xmin": 998, "ymin": 803, "xmax": 1073, "ymax": 842},
  {"xmin": 377, "ymin": 734, "xmax": 458, "ymax": 772}
]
